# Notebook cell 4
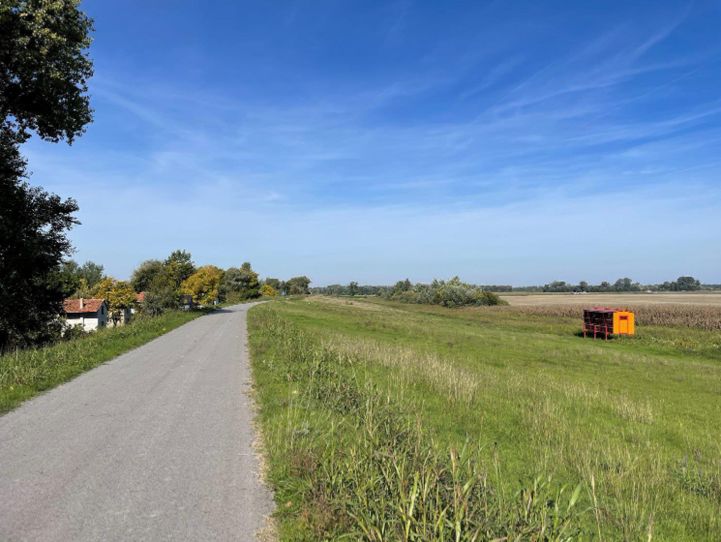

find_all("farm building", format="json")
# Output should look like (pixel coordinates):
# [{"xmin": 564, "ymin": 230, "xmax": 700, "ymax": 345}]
[{"xmin": 63, "ymin": 298, "xmax": 108, "ymax": 332}]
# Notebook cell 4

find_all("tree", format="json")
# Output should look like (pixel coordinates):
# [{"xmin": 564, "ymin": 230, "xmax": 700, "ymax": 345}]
[
  {"xmin": 180, "ymin": 265, "xmax": 224, "ymax": 306},
  {"xmin": 264, "ymin": 277, "xmax": 281, "ymax": 290},
  {"xmin": 348, "ymin": 281, "xmax": 359, "ymax": 296},
  {"xmin": 0, "ymin": 1, "xmax": 93, "ymax": 145},
  {"xmin": 286, "ymin": 276, "xmax": 311, "ymax": 295},
  {"xmin": 674, "ymin": 276, "xmax": 701, "ymax": 291},
  {"xmin": 222, "ymin": 262, "xmax": 260, "ymax": 301},
  {"xmin": 131, "ymin": 259, "xmax": 164, "ymax": 292},
  {"xmin": 0, "ymin": 134, "xmax": 79, "ymax": 349},
  {"xmin": 78, "ymin": 261, "xmax": 104, "ymax": 288},
  {"xmin": 0, "ymin": 0, "xmax": 93, "ymax": 349},
  {"xmin": 164, "ymin": 250, "xmax": 195, "ymax": 289},
  {"xmin": 93, "ymin": 278, "xmax": 136, "ymax": 325},
  {"xmin": 260, "ymin": 283, "xmax": 278, "ymax": 297}
]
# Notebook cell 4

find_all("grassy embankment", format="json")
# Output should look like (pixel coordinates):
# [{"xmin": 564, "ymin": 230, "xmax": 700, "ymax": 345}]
[
  {"xmin": 249, "ymin": 296, "xmax": 721, "ymax": 541},
  {"xmin": 0, "ymin": 311, "xmax": 202, "ymax": 414}
]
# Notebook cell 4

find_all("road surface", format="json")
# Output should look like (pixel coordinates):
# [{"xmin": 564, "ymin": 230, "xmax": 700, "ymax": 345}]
[{"xmin": 0, "ymin": 304, "xmax": 274, "ymax": 541}]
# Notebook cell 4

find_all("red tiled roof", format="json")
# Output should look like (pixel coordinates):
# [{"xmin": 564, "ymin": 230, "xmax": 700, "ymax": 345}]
[
  {"xmin": 63, "ymin": 298, "xmax": 106, "ymax": 314},
  {"xmin": 136, "ymin": 292, "xmax": 146, "ymax": 302}
]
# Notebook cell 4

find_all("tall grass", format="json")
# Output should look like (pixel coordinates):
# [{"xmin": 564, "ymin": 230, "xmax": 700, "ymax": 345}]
[
  {"xmin": 250, "ymin": 307, "xmax": 586, "ymax": 540},
  {"xmin": 0, "ymin": 311, "xmax": 200, "ymax": 413},
  {"xmin": 250, "ymin": 298, "xmax": 721, "ymax": 541}
]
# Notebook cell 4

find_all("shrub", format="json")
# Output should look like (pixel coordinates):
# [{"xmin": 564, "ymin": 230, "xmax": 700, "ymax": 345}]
[{"xmin": 388, "ymin": 277, "xmax": 506, "ymax": 308}]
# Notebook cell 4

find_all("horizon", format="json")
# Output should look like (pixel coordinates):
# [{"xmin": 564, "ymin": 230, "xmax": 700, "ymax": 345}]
[{"xmin": 23, "ymin": 0, "xmax": 721, "ymax": 284}]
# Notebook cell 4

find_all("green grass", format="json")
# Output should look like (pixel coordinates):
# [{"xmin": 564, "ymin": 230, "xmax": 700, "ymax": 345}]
[
  {"xmin": 0, "ymin": 310, "xmax": 202, "ymax": 414},
  {"xmin": 249, "ymin": 297, "xmax": 721, "ymax": 541}
]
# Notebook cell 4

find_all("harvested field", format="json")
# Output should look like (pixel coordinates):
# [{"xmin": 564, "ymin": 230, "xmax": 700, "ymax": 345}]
[{"xmin": 500, "ymin": 292, "xmax": 721, "ymax": 306}]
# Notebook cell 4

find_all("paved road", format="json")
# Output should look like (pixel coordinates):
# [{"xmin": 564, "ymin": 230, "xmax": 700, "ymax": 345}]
[{"xmin": 0, "ymin": 304, "xmax": 274, "ymax": 541}]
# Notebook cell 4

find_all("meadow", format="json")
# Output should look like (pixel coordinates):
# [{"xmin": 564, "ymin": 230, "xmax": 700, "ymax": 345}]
[
  {"xmin": 0, "ymin": 311, "xmax": 201, "ymax": 414},
  {"xmin": 249, "ymin": 296, "xmax": 721, "ymax": 541}
]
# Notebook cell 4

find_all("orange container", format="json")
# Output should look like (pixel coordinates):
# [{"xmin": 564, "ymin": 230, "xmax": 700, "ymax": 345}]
[{"xmin": 583, "ymin": 307, "xmax": 635, "ymax": 339}]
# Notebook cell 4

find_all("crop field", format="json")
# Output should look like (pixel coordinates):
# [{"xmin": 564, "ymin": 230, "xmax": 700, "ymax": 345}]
[
  {"xmin": 500, "ymin": 292, "xmax": 721, "ymax": 306},
  {"xmin": 249, "ymin": 297, "xmax": 721, "ymax": 541}
]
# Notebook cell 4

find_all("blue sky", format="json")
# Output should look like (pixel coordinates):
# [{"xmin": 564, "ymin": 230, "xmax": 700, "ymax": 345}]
[{"xmin": 25, "ymin": 0, "xmax": 721, "ymax": 285}]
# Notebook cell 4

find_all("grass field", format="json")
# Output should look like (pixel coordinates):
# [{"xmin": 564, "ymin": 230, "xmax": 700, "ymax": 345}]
[
  {"xmin": 249, "ymin": 296, "xmax": 721, "ymax": 541},
  {"xmin": 0, "ymin": 311, "xmax": 202, "ymax": 414}
]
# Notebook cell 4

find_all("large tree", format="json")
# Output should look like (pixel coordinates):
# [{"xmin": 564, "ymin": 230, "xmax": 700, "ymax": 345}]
[
  {"xmin": 222, "ymin": 262, "xmax": 261, "ymax": 301},
  {"xmin": 181, "ymin": 266, "xmax": 224, "ymax": 306},
  {"xmin": 0, "ymin": 0, "xmax": 93, "ymax": 350},
  {"xmin": 131, "ymin": 259, "xmax": 164, "ymax": 292},
  {"xmin": 0, "ymin": 134, "xmax": 79, "ymax": 348}
]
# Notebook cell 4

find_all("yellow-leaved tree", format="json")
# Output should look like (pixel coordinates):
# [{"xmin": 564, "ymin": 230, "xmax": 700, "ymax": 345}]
[
  {"xmin": 92, "ymin": 278, "xmax": 137, "ymax": 324},
  {"xmin": 180, "ymin": 265, "xmax": 224, "ymax": 306},
  {"xmin": 260, "ymin": 283, "xmax": 278, "ymax": 297}
]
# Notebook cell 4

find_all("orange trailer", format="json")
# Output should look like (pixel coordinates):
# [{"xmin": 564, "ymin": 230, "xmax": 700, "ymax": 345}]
[{"xmin": 582, "ymin": 307, "xmax": 635, "ymax": 339}]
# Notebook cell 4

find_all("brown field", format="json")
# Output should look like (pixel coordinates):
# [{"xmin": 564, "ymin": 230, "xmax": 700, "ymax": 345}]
[
  {"xmin": 500, "ymin": 292, "xmax": 721, "ymax": 306},
  {"xmin": 495, "ymin": 293, "xmax": 721, "ymax": 330}
]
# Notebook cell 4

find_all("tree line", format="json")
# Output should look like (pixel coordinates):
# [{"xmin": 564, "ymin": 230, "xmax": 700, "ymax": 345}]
[
  {"xmin": 312, "ymin": 278, "xmax": 505, "ymax": 308},
  {"xmin": 0, "ymin": 1, "xmax": 311, "ymax": 352},
  {"xmin": 530, "ymin": 276, "xmax": 704, "ymax": 293}
]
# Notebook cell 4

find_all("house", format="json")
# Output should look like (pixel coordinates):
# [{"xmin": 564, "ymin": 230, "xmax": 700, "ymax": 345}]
[
  {"xmin": 63, "ymin": 298, "xmax": 108, "ymax": 332},
  {"xmin": 131, "ymin": 291, "xmax": 146, "ymax": 314}
]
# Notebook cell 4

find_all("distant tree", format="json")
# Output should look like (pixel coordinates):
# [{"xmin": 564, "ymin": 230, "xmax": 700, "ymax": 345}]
[
  {"xmin": 264, "ymin": 277, "xmax": 281, "ymax": 290},
  {"xmin": 57, "ymin": 260, "xmax": 82, "ymax": 297},
  {"xmin": 131, "ymin": 259, "xmax": 164, "ymax": 292},
  {"xmin": 286, "ymin": 276, "xmax": 311, "ymax": 295},
  {"xmin": 222, "ymin": 262, "xmax": 260, "ymax": 301},
  {"xmin": 181, "ymin": 265, "xmax": 224, "ymax": 306},
  {"xmin": 260, "ymin": 283, "xmax": 278, "ymax": 297},
  {"xmin": 91, "ymin": 278, "xmax": 136, "ymax": 325},
  {"xmin": 164, "ymin": 250, "xmax": 195, "ymax": 289},
  {"xmin": 78, "ymin": 261, "xmax": 104, "ymax": 289},
  {"xmin": 578, "ymin": 281, "xmax": 589, "ymax": 292},
  {"xmin": 673, "ymin": 276, "xmax": 701, "ymax": 291},
  {"xmin": 613, "ymin": 278, "xmax": 640, "ymax": 292},
  {"xmin": 348, "ymin": 281, "xmax": 359, "ymax": 296}
]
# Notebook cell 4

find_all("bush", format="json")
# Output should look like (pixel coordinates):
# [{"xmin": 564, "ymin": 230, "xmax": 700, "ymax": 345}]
[{"xmin": 388, "ymin": 277, "xmax": 506, "ymax": 308}]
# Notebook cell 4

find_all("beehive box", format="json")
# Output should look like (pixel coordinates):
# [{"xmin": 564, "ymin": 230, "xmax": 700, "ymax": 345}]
[{"xmin": 583, "ymin": 307, "xmax": 635, "ymax": 339}]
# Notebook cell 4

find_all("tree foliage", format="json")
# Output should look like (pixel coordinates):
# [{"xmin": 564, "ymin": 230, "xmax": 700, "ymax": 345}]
[
  {"xmin": 180, "ymin": 265, "xmax": 224, "ymax": 306},
  {"xmin": 92, "ymin": 277, "xmax": 135, "ymax": 324},
  {"xmin": 222, "ymin": 262, "xmax": 260, "ymax": 302},
  {"xmin": 164, "ymin": 250, "xmax": 196, "ymax": 290},
  {"xmin": 387, "ymin": 277, "xmax": 505, "ymax": 308},
  {"xmin": 0, "ymin": 0, "xmax": 93, "ymax": 349},
  {"xmin": 0, "ymin": 0, "xmax": 94, "ymax": 144},
  {"xmin": 130, "ymin": 259, "xmax": 163, "ymax": 293},
  {"xmin": 260, "ymin": 283, "xmax": 278, "ymax": 297},
  {"xmin": 285, "ymin": 276, "xmax": 311, "ymax": 296},
  {"xmin": 0, "ymin": 134, "xmax": 79, "ymax": 349}
]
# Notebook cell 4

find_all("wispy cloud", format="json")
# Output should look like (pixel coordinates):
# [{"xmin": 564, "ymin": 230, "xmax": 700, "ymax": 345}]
[{"xmin": 25, "ymin": 0, "xmax": 721, "ymax": 283}]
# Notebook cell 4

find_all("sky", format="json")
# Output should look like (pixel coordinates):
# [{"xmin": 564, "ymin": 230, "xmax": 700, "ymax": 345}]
[{"xmin": 24, "ymin": 0, "xmax": 721, "ymax": 285}]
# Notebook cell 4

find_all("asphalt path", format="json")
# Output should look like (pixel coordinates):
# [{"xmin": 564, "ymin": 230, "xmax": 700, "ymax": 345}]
[{"xmin": 0, "ymin": 303, "xmax": 274, "ymax": 541}]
